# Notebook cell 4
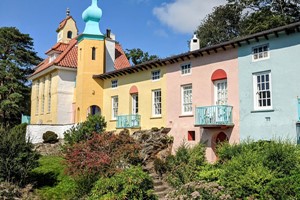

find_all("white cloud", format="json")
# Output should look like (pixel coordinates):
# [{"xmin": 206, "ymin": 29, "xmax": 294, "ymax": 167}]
[{"xmin": 153, "ymin": 0, "xmax": 226, "ymax": 34}]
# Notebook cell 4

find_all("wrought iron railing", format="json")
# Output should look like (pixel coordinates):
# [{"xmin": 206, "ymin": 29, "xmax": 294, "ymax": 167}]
[
  {"xmin": 116, "ymin": 114, "xmax": 141, "ymax": 129},
  {"xmin": 195, "ymin": 105, "xmax": 233, "ymax": 126}
]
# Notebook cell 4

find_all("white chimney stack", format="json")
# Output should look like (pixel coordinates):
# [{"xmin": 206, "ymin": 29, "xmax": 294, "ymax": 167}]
[{"xmin": 190, "ymin": 33, "xmax": 200, "ymax": 51}]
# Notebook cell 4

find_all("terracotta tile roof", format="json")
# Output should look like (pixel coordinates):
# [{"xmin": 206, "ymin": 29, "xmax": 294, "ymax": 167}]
[
  {"xmin": 31, "ymin": 38, "xmax": 77, "ymax": 77},
  {"xmin": 57, "ymin": 16, "xmax": 72, "ymax": 31},
  {"xmin": 115, "ymin": 43, "xmax": 130, "ymax": 69},
  {"xmin": 31, "ymin": 38, "xmax": 130, "ymax": 78},
  {"xmin": 45, "ymin": 42, "xmax": 69, "ymax": 54}
]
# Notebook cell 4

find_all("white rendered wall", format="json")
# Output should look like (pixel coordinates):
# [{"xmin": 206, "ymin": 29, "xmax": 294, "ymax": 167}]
[
  {"xmin": 26, "ymin": 124, "xmax": 74, "ymax": 144},
  {"xmin": 105, "ymin": 38, "xmax": 115, "ymax": 73},
  {"xmin": 57, "ymin": 69, "xmax": 76, "ymax": 124}
]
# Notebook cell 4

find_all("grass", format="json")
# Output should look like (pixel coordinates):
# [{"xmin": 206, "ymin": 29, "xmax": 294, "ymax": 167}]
[{"xmin": 31, "ymin": 155, "xmax": 76, "ymax": 200}]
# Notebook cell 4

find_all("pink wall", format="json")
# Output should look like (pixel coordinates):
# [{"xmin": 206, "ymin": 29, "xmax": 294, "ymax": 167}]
[{"xmin": 166, "ymin": 48, "xmax": 240, "ymax": 162}]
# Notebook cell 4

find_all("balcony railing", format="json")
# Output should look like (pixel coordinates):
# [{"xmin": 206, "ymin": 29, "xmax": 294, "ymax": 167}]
[
  {"xmin": 116, "ymin": 114, "xmax": 141, "ymax": 129},
  {"xmin": 195, "ymin": 105, "xmax": 233, "ymax": 127}
]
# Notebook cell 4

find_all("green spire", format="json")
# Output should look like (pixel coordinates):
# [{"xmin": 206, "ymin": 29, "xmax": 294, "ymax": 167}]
[{"xmin": 82, "ymin": 0, "xmax": 103, "ymax": 36}]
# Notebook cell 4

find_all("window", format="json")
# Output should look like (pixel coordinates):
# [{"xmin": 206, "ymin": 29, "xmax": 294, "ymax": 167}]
[
  {"xmin": 49, "ymin": 54, "xmax": 57, "ymax": 63},
  {"xmin": 182, "ymin": 85, "xmax": 193, "ymax": 115},
  {"xmin": 253, "ymin": 71, "xmax": 272, "ymax": 110},
  {"xmin": 152, "ymin": 89, "xmax": 161, "ymax": 116},
  {"xmin": 152, "ymin": 70, "xmax": 160, "ymax": 81},
  {"xmin": 111, "ymin": 80, "xmax": 118, "ymax": 88},
  {"xmin": 188, "ymin": 131, "xmax": 195, "ymax": 141},
  {"xmin": 132, "ymin": 94, "xmax": 138, "ymax": 114},
  {"xmin": 36, "ymin": 81, "xmax": 40, "ymax": 115},
  {"xmin": 92, "ymin": 47, "xmax": 96, "ymax": 60},
  {"xmin": 67, "ymin": 31, "xmax": 72, "ymax": 39},
  {"xmin": 112, "ymin": 96, "xmax": 118, "ymax": 120},
  {"xmin": 48, "ymin": 75, "xmax": 52, "ymax": 113},
  {"xmin": 214, "ymin": 80, "xmax": 228, "ymax": 105},
  {"xmin": 41, "ymin": 78, "xmax": 45, "ymax": 114},
  {"xmin": 181, "ymin": 63, "xmax": 191, "ymax": 75},
  {"xmin": 253, "ymin": 44, "xmax": 269, "ymax": 61}
]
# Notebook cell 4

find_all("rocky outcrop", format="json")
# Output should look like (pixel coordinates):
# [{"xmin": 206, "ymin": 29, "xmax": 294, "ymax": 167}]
[{"xmin": 33, "ymin": 140, "xmax": 64, "ymax": 156}]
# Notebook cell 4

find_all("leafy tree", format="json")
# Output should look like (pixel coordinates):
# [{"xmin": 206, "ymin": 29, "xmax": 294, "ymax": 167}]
[
  {"xmin": 125, "ymin": 48, "xmax": 159, "ymax": 65},
  {"xmin": 0, "ymin": 27, "xmax": 41, "ymax": 129},
  {"xmin": 0, "ymin": 123, "xmax": 40, "ymax": 186},
  {"xmin": 196, "ymin": 0, "xmax": 300, "ymax": 47}
]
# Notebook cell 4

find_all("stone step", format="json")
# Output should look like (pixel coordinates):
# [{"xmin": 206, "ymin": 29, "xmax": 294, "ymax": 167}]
[
  {"xmin": 154, "ymin": 184, "xmax": 169, "ymax": 193},
  {"xmin": 153, "ymin": 180, "xmax": 163, "ymax": 186},
  {"xmin": 154, "ymin": 190, "xmax": 169, "ymax": 199}
]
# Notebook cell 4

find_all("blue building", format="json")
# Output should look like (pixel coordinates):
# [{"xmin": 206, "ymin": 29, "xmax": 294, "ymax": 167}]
[{"xmin": 238, "ymin": 22, "xmax": 300, "ymax": 143}]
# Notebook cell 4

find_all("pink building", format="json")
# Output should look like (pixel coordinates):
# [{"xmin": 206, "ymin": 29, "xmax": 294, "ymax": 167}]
[{"xmin": 166, "ymin": 38, "xmax": 240, "ymax": 162}]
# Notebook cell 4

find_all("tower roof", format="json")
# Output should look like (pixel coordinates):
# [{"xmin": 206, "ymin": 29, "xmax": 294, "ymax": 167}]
[{"xmin": 82, "ymin": 0, "xmax": 103, "ymax": 36}]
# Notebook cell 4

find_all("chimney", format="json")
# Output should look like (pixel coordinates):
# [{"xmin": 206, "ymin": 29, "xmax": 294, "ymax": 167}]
[
  {"xmin": 190, "ymin": 33, "xmax": 200, "ymax": 51},
  {"xmin": 106, "ymin": 29, "xmax": 111, "ymax": 39}
]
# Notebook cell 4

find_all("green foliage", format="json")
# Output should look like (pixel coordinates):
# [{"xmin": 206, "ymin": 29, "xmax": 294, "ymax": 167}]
[
  {"xmin": 166, "ymin": 143, "xmax": 206, "ymax": 187},
  {"xmin": 88, "ymin": 166, "xmax": 156, "ymax": 200},
  {"xmin": 196, "ymin": 0, "xmax": 300, "ymax": 47},
  {"xmin": 0, "ymin": 27, "xmax": 41, "ymax": 129},
  {"xmin": 154, "ymin": 158, "xmax": 168, "ymax": 177},
  {"xmin": 125, "ymin": 48, "xmax": 159, "ymax": 65},
  {"xmin": 218, "ymin": 140, "xmax": 300, "ymax": 199},
  {"xmin": 32, "ymin": 156, "xmax": 76, "ymax": 200},
  {"xmin": 64, "ymin": 114, "xmax": 107, "ymax": 145},
  {"xmin": 64, "ymin": 131, "xmax": 141, "ymax": 197},
  {"xmin": 0, "ymin": 123, "xmax": 39, "ymax": 186},
  {"xmin": 42, "ymin": 131, "xmax": 58, "ymax": 144}
]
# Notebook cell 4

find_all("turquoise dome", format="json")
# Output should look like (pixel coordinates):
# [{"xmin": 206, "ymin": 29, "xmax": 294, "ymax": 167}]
[{"xmin": 82, "ymin": 0, "xmax": 103, "ymax": 36}]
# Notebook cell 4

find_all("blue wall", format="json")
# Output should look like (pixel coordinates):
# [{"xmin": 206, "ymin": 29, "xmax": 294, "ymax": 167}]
[{"xmin": 238, "ymin": 32, "xmax": 300, "ymax": 142}]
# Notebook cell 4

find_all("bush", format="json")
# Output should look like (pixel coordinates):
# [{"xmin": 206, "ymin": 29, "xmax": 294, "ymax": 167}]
[
  {"xmin": 42, "ymin": 131, "xmax": 58, "ymax": 144},
  {"xmin": 64, "ymin": 131, "xmax": 141, "ymax": 197},
  {"xmin": 0, "ymin": 124, "xmax": 40, "ymax": 186},
  {"xmin": 64, "ymin": 114, "xmax": 107, "ymax": 145},
  {"xmin": 88, "ymin": 166, "xmax": 156, "ymax": 200}
]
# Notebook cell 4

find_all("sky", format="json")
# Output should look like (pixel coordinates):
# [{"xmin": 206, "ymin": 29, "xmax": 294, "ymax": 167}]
[{"xmin": 0, "ymin": 0, "xmax": 226, "ymax": 59}]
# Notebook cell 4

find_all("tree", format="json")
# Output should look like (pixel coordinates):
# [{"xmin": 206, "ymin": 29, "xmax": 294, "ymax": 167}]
[
  {"xmin": 0, "ymin": 27, "xmax": 41, "ymax": 129},
  {"xmin": 125, "ymin": 48, "xmax": 159, "ymax": 65},
  {"xmin": 196, "ymin": 0, "xmax": 300, "ymax": 47}
]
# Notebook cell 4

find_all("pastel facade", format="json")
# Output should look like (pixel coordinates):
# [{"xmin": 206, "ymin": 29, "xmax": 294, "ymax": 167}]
[
  {"xmin": 238, "ymin": 26, "xmax": 300, "ymax": 143},
  {"xmin": 28, "ymin": 0, "xmax": 300, "ymax": 162},
  {"xmin": 166, "ymin": 47, "xmax": 240, "ymax": 162}
]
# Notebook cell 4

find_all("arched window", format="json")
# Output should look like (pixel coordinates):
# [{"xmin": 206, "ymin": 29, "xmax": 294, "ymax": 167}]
[
  {"xmin": 92, "ymin": 47, "xmax": 96, "ymax": 60},
  {"xmin": 212, "ymin": 69, "xmax": 228, "ymax": 105},
  {"xmin": 88, "ymin": 105, "xmax": 101, "ymax": 116},
  {"xmin": 67, "ymin": 31, "xmax": 72, "ymax": 39}
]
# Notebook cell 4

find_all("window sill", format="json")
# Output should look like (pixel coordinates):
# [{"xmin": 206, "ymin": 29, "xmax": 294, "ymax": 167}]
[
  {"xmin": 110, "ymin": 119, "xmax": 117, "ymax": 122},
  {"xmin": 179, "ymin": 114, "xmax": 194, "ymax": 118},
  {"xmin": 251, "ymin": 109, "xmax": 274, "ymax": 113},
  {"xmin": 150, "ymin": 116, "xmax": 162, "ymax": 119}
]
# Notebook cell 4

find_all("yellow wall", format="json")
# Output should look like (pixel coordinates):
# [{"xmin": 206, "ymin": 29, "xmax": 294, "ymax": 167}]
[
  {"xmin": 75, "ymin": 39, "xmax": 105, "ymax": 122},
  {"xmin": 102, "ymin": 67, "xmax": 167, "ymax": 131},
  {"xmin": 30, "ymin": 70, "xmax": 59, "ymax": 124},
  {"xmin": 57, "ymin": 18, "xmax": 78, "ymax": 43}
]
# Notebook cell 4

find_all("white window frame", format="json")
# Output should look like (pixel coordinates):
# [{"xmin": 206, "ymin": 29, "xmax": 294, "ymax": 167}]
[
  {"xmin": 111, "ymin": 96, "xmax": 118, "ymax": 120},
  {"xmin": 35, "ymin": 81, "xmax": 40, "ymax": 115},
  {"xmin": 181, "ymin": 63, "xmax": 191, "ymax": 75},
  {"xmin": 181, "ymin": 84, "xmax": 193, "ymax": 115},
  {"xmin": 252, "ymin": 44, "xmax": 269, "ymax": 61},
  {"xmin": 214, "ymin": 79, "xmax": 228, "ymax": 105},
  {"xmin": 111, "ymin": 79, "xmax": 118, "ymax": 88},
  {"xmin": 152, "ymin": 89, "xmax": 162, "ymax": 117},
  {"xmin": 253, "ymin": 71, "xmax": 272, "ymax": 110},
  {"xmin": 41, "ymin": 78, "xmax": 45, "ymax": 114},
  {"xmin": 132, "ymin": 94, "xmax": 138, "ymax": 115},
  {"xmin": 151, "ymin": 70, "xmax": 160, "ymax": 81},
  {"xmin": 47, "ymin": 75, "xmax": 52, "ymax": 113}
]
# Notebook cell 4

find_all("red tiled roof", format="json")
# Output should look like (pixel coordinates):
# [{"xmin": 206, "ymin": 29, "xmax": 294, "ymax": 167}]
[
  {"xmin": 57, "ymin": 16, "xmax": 72, "ymax": 31},
  {"xmin": 31, "ymin": 38, "xmax": 77, "ymax": 77},
  {"xmin": 115, "ymin": 43, "xmax": 130, "ymax": 69},
  {"xmin": 31, "ymin": 39, "xmax": 130, "ymax": 78},
  {"xmin": 45, "ymin": 42, "xmax": 69, "ymax": 54}
]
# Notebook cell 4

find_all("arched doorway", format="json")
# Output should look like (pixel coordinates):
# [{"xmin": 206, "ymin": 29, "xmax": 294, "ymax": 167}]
[
  {"xmin": 212, "ymin": 132, "xmax": 229, "ymax": 159},
  {"xmin": 88, "ymin": 105, "xmax": 101, "ymax": 116}
]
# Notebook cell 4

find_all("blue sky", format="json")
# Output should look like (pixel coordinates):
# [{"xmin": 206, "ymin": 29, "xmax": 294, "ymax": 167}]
[{"xmin": 0, "ymin": 0, "xmax": 226, "ymax": 59}]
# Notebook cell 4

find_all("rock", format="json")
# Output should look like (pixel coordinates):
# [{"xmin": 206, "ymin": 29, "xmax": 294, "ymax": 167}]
[{"xmin": 191, "ymin": 191, "xmax": 200, "ymax": 199}]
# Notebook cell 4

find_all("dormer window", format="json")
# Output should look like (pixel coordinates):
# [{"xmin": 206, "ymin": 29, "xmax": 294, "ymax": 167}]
[
  {"xmin": 49, "ymin": 54, "xmax": 57, "ymax": 63},
  {"xmin": 252, "ymin": 44, "xmax": 269, "ymax": 61},
  {"xmin": 67, "ymin": 31, "xmax": 72, "ymax": 39}
]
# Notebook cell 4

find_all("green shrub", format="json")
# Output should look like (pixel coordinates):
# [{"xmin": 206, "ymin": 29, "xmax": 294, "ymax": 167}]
[
  {"xmin": 154, "ymin": 158, "xmax": 168, "ymax": 177},
  {"xmin": 42, "ymin": 131, "xmax": 58, "ymax": 144},
  {"xmin": 88, "ymin": 166, "xmax": 156, "ymax": 200},
  {"xmin": 0, "ymin": 123, "xmax": 40, "ymax": 186},
  {"xmin": 64, "ymin": 114, "xmax": 107, "ymax": 145}
]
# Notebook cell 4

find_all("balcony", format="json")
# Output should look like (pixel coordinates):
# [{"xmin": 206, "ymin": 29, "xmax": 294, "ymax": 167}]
[
  {"xmin": 195, "ymin": 105, "xmax": 234, "ymax": 128},
  {"xmin": 116, "ymin": 114, "xmax": 141, "ymax": 129}
]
